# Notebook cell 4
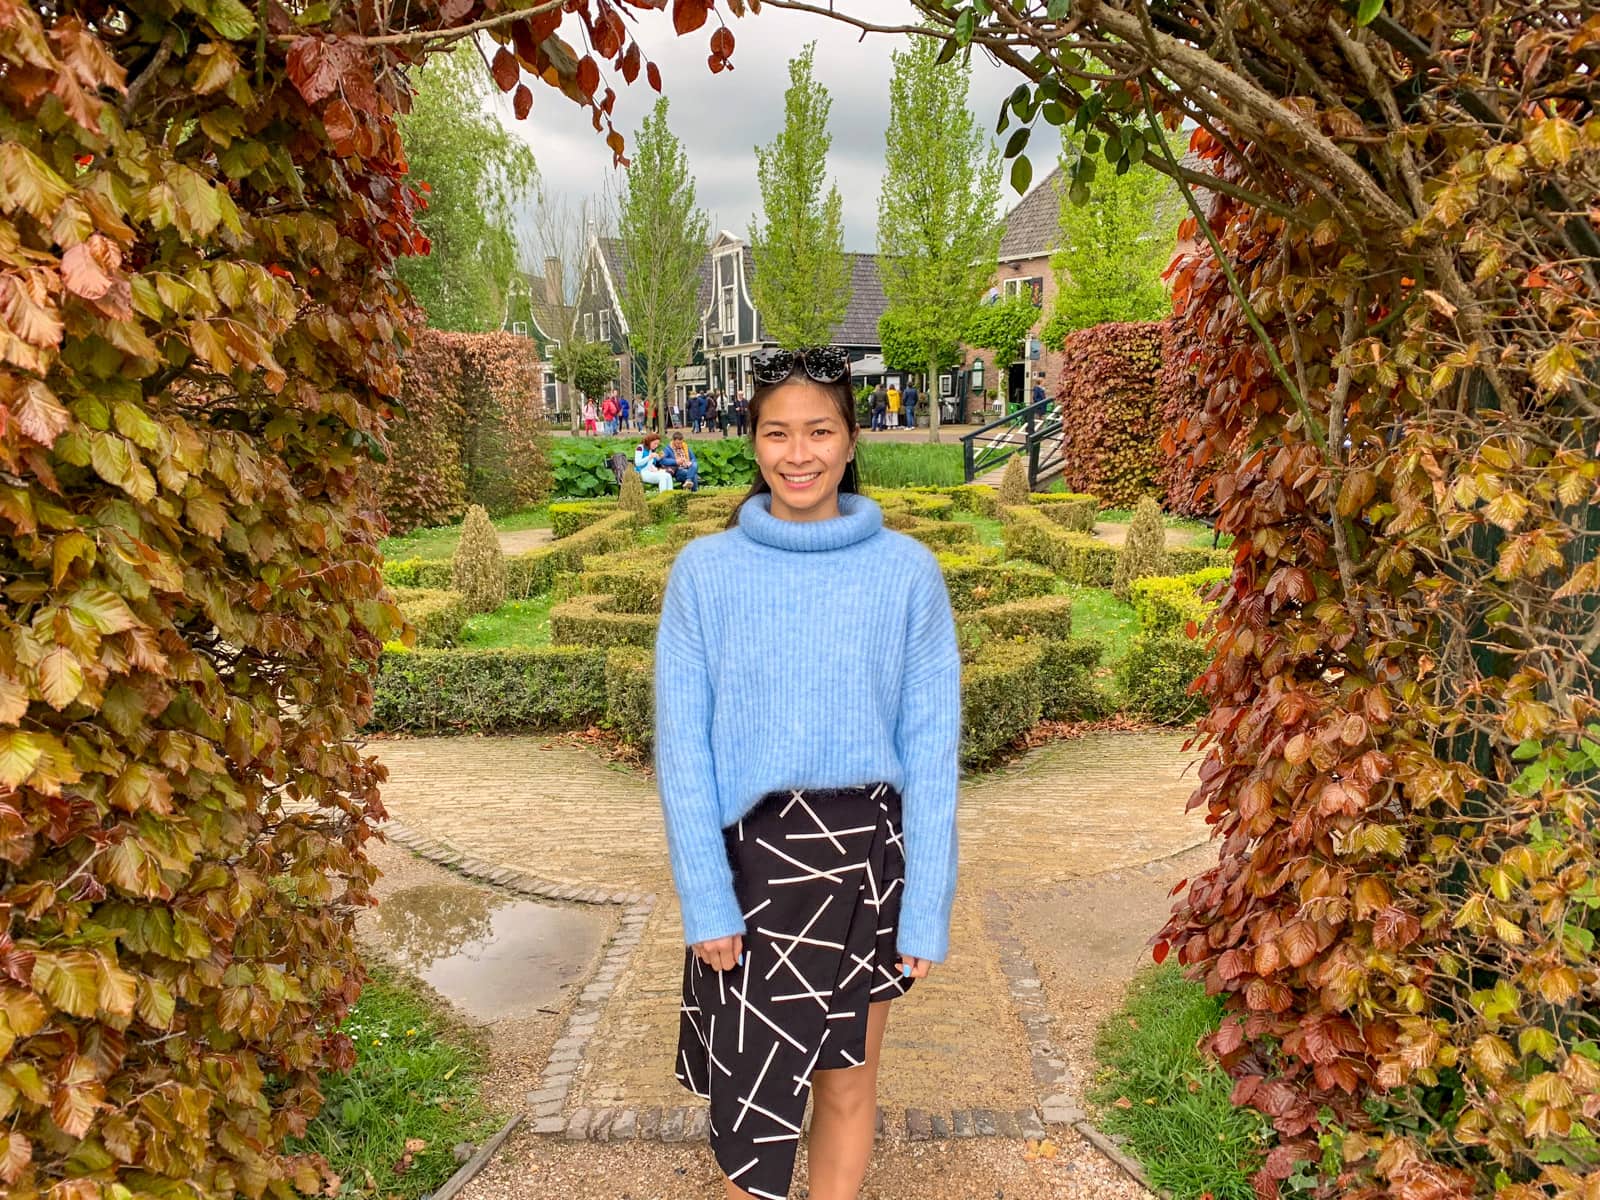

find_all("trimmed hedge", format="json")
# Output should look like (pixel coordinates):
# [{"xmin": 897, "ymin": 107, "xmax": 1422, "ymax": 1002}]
[
  {"xmin": 392, "ymin": 587, "xmax": 470, "ymax": 649},
  {"xmin": 1031, "ymin": 491, "xmax": 1099, "ymax": 533},
  {"xmin": 1130, "ymin": 567, "xmax": 1230, "ymax": 636},
  {"xmin": 962, "ymin": 640, "xmax": 1045, "ymax": 763},
  {"xmin": 1055, "ymin": 321, "xmax": 1168, "ymax": 507},
  {"xmin": 551, "ymin": 500, "xmax": 617, "ymax": 538},
  {"xmin": 966, "ymin": 594, "xmax": 1074, "ymax": 641},
  {"xmin": 936, "ymin": 553, "xmax": 1057, "ymax": 611},
  {"xmin": 898, "ymin": 519, "xmax": 980, "ymax": 552},
  {"xmin": 948, "ymin": 484, "xmax": 1000, "ymax": 517},
  {"xmin": 577, "ymin": 552, "xmax": 670, "ymax": 612},
  {"xmin": 605, "ymin": 646, "xmax": 655, "ymax": 749},
  {"xmin": 550, "ymin": 592, "xmax": 660, "ymax": 648},
  {"xmin": 1118, "ymin": 634, "xmax": 1212, "ymax": 724},
  {"xmin": 1168, "ymin": 545, "xmax": 1235, "ymax": 575},
  {"xmin": 384, "ymin": 510, "xmax": 639, "ymax": 598},
  {"xmin": 370, "ymin": 646, "xmax": 609, "ymax": 732},
  {"xmin": 667, "ymin": 517, "xmax": 732, "ymax": 547},
  {"xmin": 1000, "ymin": 506, "xmax": 1120, "ymax": 587},
  {"xmin": 1039, "ymin": 637, "xmax": 1111, "ymax": 721}
]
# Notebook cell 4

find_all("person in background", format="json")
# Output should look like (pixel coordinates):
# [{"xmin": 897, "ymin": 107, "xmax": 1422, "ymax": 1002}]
[
  {"xmin": 633, "ymin": 432, "xmax": 674, "ymax": 492},
  {"xmin": 717, "ymin": 389, "xmax": 731, "ymax": 437},
  {"xmin": 870, "ymin": 382, "xmax": 887, "ymax": 431},
  {"xmin": 903, "ymin": 379, "xmax": 919, "ymax": 429},
  {"xmin": 733, "ymin": 389, "xmax": 749, "ymax": 436},
  {"xmin": 581, "ymin": 396, "xmax": 598, "ymax": 435},
  {"xmin": 690, "ymin": 389, "xmax": 706, "ymax": 434},
  {"xmin": 662, "ymin": 430, "xmax": 700, "ymax": 491},
  {"xmin": 618, "ymin": 394, "xmax": 631, "ymax": 433},
  {"xmin": 886, "ymin": 382, "xmax": 902, "ymax": 429},
  {"xmin": 1032, "ymin": 373, "xmax": 1048, "ymax": 407},
  {"xmin": 601, "ymin": 390, "xmax": 619, "ymax": 436}
]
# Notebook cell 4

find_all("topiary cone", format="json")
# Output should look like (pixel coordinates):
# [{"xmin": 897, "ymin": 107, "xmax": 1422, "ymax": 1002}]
[{"xmin": 450, "ymin": 504, "xmax": 507, "ymax": 615}]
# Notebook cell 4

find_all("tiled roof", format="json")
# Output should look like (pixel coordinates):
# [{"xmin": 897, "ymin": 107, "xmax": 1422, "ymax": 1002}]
[
  {"xmin": 998, "ymin": 164, "xmax": 1065, "ymax": 261},
  {"xmin": 742, "ymin": 250, "xmax": 889, "ymax": 348},
  {"xmin": 598, "ymin": 235, "xmax": 714, "ymax": 317}
]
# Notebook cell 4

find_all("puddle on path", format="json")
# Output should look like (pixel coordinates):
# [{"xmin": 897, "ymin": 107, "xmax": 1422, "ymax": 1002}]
[{"xmin": 371, "ymin": 882, "xmax": 608, "ymax": 1024}]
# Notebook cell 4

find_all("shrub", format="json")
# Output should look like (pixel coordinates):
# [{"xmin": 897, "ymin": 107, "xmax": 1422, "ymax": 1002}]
[
  {"xmin": 605, "ymin": 646, "xmax": 655, "ymax": 749},
  {"xmin": 1000, "ymin": 507, "xmax": 1120, "ymax": 587},
  {"xmin": 618, "ymin": 465, "xmax": 649, "ymax": 521},
  {"xmin": 1112, "ymin": 496, "xmax": 1172, "ymax": 602},
  {"xmin": 381, "ymin": 330, "xmax": 551, "ymax": 533},
  {"xmin": 961, "ymin": 641, "xmax": 1046, "ymax": 763},
  {"xmin": 667, "ymin": 517, "xmax": 733, "ymax": 548},
  {"xmin": 949, "ymin": 484, "xmax": 1000, "ymax": 517},
  {"xmin": 1055, "ymin": 322, "xmax": 1168, "ymax": 507},
  {"xmin": 577, "ymin": 553, "xmax": 669, "ymax": 613},
  {"xmin": 1031, "ymin": 491, "xmax": 1099, "ymax": 533},
  {"xmin": 392, "ymin": 587, "xmax": 471, "ymax": 648},
  {"xmin": 897, "ymin": 518, "xmax": 980, "ymax": 552},
  {"xmin": 369, "ymin": 647, "xmax": 610, "ymax": 733},
  {"xmin": 1130, "ymin": 567, "xmax": 1230, "ymax": 636},
  {"xmin": 551, "ymin": 500, "xmax": 618, "ymax": 539},
  {"xmin": 997, "ymin": 456, "xmax": 1030, "ymax": 507},
  {"xmin": 936, "ymin": 553, "xmax": 1056, "ymax": 611},
  {"xmin": 549, "ymin": 593, "xmax": 660, "ymax": 648},
  {"xmin": 1039, "ymin": 638, "xmax": 1111, "ymax": 721},
  {"xmin": 450, "ymin": 504, "xmax": 507, "ymax": 614},
  {"xmin": 1118, "ymin": 633, "xmax": 1211, "ymax": 724},
  {"xmin": 1167, "ymin": 545, "xmax": 1234, "ymax": 575},
  {"xmin": 388, "ymin": 510, "xmax": 640, "ymax": 599},
  {"xmin": 968, "ymin": 594, "xmax": 1074, "ymax": 641}
]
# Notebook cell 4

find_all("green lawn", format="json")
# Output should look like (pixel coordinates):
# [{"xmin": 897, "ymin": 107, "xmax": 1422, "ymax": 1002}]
[
  {"xmin": 289, "ymin": 963, "xmax": 505, "ymax": 1200},
  {"xmin": 1060, "ymin": 585, "xmax": 1140, "ymax": 664},
  {"xmin": 380, "ymin": 506, "xmax": 552, "ymax": 562},
  {"xmin": 1090, "ymin": 964, "xmax": 1274, "ymax": 1200},
  {"xmin": 948, "ymin": 510, "xmax": 1005, "ymax": 549},
  {"xmin": 456, "ymin": 593, "xmax": 556, "ymax": 650}
]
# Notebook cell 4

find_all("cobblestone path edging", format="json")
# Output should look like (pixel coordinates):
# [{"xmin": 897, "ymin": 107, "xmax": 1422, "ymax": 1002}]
[{"xmin": 380, "ymin": 818, "xmax": 1139, "ymax": 1182}]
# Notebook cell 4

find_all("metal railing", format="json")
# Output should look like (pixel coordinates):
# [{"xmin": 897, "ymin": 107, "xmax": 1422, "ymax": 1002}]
[{"xmin": 960, "ymin": 399, "xmax": 1066, "ymax": 486}]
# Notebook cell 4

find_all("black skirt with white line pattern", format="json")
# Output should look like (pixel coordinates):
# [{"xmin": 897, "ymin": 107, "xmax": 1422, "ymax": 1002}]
[{"xmin": 675, "ymin": 782, "xmax": 913, "ymax": 1199}]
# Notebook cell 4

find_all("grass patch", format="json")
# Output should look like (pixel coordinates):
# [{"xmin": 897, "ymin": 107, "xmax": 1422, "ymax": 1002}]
[
  {"xmin": 1090, "ymin": 964, "xmax": 1271, "ymax": 1200},
  {"xmin": 290, "ymin": 962, "xmax": 505, "ymax": 1200},
  {"xmin": 855, "ymin": 441, "xmax": 965, "ymax": 487},
  {"xmin": 380, "ymin": 506, "xmax": 552, "ymax": 562},
  {"xmin": 1061, "ymin": 585, "xmax": 1140, "ymax": 664},
  {"xmin": 457, "ymin": 593, "xmax": 556, "ymax": 649}
]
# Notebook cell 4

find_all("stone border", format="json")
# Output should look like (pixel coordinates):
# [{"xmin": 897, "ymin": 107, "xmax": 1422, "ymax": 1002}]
[{"xmin": 381, "ymin": 818, "xmax": 1147, "ymax": 1183}]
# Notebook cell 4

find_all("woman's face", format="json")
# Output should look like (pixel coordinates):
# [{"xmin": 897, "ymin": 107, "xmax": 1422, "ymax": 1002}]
[{"xmin": 753, "ymin": 381, "xmax": 855, "ymax": 523}]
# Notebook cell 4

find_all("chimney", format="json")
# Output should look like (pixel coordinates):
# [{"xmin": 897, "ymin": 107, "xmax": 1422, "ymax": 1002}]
[{"xmin": 543, "ymin": 257, "xmax": 563, "ymax": 307}]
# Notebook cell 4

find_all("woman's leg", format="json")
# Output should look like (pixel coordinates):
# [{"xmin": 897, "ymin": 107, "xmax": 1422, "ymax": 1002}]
[{"xmin": 804, "ymin": 1000, "xmax": 893, "ymax": 1200}]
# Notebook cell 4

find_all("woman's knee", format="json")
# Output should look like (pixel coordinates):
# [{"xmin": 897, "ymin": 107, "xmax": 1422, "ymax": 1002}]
[{"xmin": 810, "ymin": 1066, "xmax": 877, "ymax": 1118}]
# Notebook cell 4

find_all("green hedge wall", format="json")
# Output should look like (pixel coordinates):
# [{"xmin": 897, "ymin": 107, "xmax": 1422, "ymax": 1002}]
[
  {"xmin": 1030, "ymin": 491, "xmax": 1100, "ymax": 534},
  {"xmin": 1167, "ymin": 545, "xmax": 1235, "ymax": 575},
  {"xmin": 961, "ymin": 641, "xmax": 1045, "ymax": 763},
  {"xmin": 936, "ymin": 552, "xmax": 1057, "ymax": 611},
  {"xmin": 370, "ymin": 646, "xmax": 610, "ymax": 732},
  {"xmin": 999, "ymin": 506, "xmax": 1121, "ymax": 587},
  {"xmin": 1118, "ymin": 634, "xmax": 1212, "ymax": 724},
  {"xmin": 1039, "ymin": 637, "xmax": 1111, "ymax": 721},
  {"xmin": 384, "ymin": 510, "xmax": 639, "ymax": 598},
  {"xmin": 605, "ymin": 646, "xmax": 655, "ymax": 749},
  {"xmin": 550, "ymin": 592, "xmax": 660, "ymax": 648},
  {"xmin": 948, "ymin": 484, "xmax": 1000, "ymax": 517},
  {"xmin": 965, "ymin": 594, "xmax": 1074, "ymax": 641},
  {"xmin": 577, "ymin": 552, "xmax": 670, "ymax": 612},
  {"xmin": 391, "ymin": 587, "xmax": 470, "ymax": 649},
  {"xmin": 1129, "ymin": 567, "xmax": 1230, "ymax": 636}
]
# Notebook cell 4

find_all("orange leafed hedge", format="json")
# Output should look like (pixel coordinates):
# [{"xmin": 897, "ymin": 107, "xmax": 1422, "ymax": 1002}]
[
  {"xmin": 378, "ymin": 330, "xmax": 550, "ymax": 534},
  {"xmin": 1054, "ymin": 321, "xmax": 1169, "ymax": 507}
]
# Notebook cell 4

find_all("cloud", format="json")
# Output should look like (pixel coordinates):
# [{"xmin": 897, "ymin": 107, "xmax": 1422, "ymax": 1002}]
[{"xmin": 494, "ymin": 2, "xmax": 1061, "ymax": 256}]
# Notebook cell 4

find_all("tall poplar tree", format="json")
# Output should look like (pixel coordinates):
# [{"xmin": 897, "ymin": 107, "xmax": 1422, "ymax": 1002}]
[
  {"xmin": 614, "ymin": 98, "xmax": 709, "ymax": 434},
  {"xmin": 877, "ymin": 38, "xmax": 1002, "ymax": 442},
  {"xmin": 748, "ymin": 43, "xmax": 851, "ymax": 349}
]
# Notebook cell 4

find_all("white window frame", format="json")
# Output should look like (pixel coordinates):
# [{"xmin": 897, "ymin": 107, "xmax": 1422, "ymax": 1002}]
[
  {"xmin": 583, "ymin": 312, "xmax": 595, "ymax": 341},
  {"xmin": 600, "ymin": 309, "xmax": 611, "ymax": 341},
  {"xmin": 721, "ymin": 284, "xmax": 735, "ymax": 336}
]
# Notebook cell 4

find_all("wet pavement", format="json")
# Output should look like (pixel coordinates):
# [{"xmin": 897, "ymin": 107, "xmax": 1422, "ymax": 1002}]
[{"xmin": 371, "ymin": 882, "xmax": 608, "ymax": 1024}]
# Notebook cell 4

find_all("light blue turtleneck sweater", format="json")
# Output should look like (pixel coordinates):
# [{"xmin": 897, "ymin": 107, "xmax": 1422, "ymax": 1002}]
[{"xmin": 652, "ymin": 491, "xmax": 962, "ymax": 963}]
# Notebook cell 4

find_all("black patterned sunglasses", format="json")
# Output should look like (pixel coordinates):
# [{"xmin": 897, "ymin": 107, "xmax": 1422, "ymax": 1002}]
[{"xmin": 750, "ymin": 345, "xmax": 851, "ymax": 387}]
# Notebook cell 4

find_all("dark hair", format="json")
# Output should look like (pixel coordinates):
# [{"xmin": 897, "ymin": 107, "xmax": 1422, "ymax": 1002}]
[{"xmin": 725, "ymin": 375, "xmax": 859, "ymax": 529}]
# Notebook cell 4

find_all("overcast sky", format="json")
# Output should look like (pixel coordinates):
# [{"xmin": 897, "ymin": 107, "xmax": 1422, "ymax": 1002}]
[{"xmin": 491, "ymin": 2, "xmax": 1062, "ymax": 257}]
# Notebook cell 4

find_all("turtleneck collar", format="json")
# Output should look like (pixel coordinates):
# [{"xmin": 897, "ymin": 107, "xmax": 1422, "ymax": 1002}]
[{"xmin": 736, "ymin": 491, "xmax": 883, "ymax": 552}]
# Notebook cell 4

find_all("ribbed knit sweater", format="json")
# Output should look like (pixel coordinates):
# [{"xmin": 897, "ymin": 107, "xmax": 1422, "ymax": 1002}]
[{"xmin": 653, "ymin": 491, "xmax": 962, "ymax": 962}]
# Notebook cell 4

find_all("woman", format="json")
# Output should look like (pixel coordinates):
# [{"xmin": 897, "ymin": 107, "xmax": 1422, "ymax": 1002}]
[
  {"xmin": 655, "ymin": 345, "xmax": 961, "ymax": 1200},
  {"xmin": 662, "ymin": 430, "xmax": 700, "ymax": 491},
  {"xmin": 634, "ymin": 432, "xmax": 674, "ymax": 492},
  {"xmin": 581, "ymin": 396, "xmax": 598, "ymax": 436},
  {"xmin": 732, "ymin": 389, "xmax": 748, "ymax": 437}
]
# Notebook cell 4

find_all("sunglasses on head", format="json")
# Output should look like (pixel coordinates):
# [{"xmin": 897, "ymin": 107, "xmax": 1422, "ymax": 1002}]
[{"xmin": 750, "ymin": 345, "xmax": 851, "ymax": 387}]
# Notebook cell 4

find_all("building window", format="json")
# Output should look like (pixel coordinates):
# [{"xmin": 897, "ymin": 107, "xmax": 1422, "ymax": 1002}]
[
  {"xmin": 721, "ymin": 285, "xmax": 735, "ymax": 337},
  {"xmin": 1003, "ymin": 276, "xmax": 1045, "ymax": 307},
  {"xmin": 583, "ymin": 312, "xmax": 595, "ymax": 340},
  {"xmin": 600, "ymin": 309, "xmax": 611, "ymax": 341}
]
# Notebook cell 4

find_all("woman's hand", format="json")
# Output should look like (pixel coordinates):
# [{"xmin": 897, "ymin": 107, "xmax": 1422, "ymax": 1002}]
[
  {"xmin": 693, "ymin": 934, "xmax": 744, "ymax": 972},
  {"xmin": 898, "ymin": 956, "xmax": 933, "ymax": 980}
]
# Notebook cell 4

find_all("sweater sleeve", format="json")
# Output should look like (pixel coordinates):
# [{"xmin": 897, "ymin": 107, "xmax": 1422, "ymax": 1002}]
[
  {"xmin": 892, "ymin": 553, "xmax": 962, "ymax": 963},
  {"xmin": 654, "ymin": 554, "xmax": 746, "ymax": 947}
]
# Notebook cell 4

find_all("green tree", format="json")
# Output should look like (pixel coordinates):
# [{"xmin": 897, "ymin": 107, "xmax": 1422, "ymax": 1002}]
[
  {"xmin": 965, "ymin": 294, "xmax": 1040, "ymax": 360},
  {"xmin": 614, "ymin": 98, "xmax": 709, "ymax": 435},
  {"xmin": 877, "ymin": 38, "xmax": 1002, "ymax": 443},
  {"xmin": 1043, "ymin": 139, "xmax": 1179, "ymax": 346},
  {"xmin": 397, "ymin": 43, "xmax": 538, "ymax": 331},
  {"xmin": 748, "ymin": 43, "xmax": 851, "ymax": 349},
  {"xmin": 878, "ymin": 309, "xmax": 960, "ymax": 375},
  {"xmin": 552, "ymin": 339, "xmax": 616, "ymax": 402}
]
